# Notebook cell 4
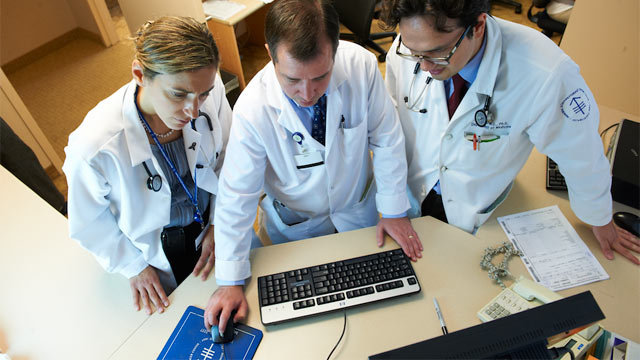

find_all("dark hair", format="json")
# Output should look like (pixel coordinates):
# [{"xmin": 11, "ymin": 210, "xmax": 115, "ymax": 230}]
[
  {"xmin": 380, "ymin": 0, "xmax": 489, "ymax": 35},
  {"xmin": 265, "ymin": 0, "xmax": 340, "ymax": 63}
]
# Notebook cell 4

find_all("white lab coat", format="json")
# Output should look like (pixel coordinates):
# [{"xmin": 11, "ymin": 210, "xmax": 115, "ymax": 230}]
[
  {"xmin": 215, "ymin": 41, "xmax": 410, "ymax": 281},
  {"xmin": 63, "ymin": 76, "xmax": 232, "ymax": 292},
  {"xmin": 386, "ymin": 16, "xmax": 612, "ymax": 233}
]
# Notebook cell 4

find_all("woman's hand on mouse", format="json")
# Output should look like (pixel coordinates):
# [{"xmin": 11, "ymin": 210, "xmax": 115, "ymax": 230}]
[
  {"xmin": 193, "ymin": 225, "xmax": 215, "ymax": 280},
  {"xmin": 204, "ymin": 285, "xmax": 248, "ymax": 331},
  {"xmin": 129, "ymin": 265, "xmax": 170, "ymax": 314},
  {"xmin": 592, "ymin": 220, "xmax": 640, "ymax": 265}
]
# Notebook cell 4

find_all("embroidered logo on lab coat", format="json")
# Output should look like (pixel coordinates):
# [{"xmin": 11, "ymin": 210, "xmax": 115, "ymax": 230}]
[{"xmin": 561, "ymin": 88, "xmax": 590, "ymax": 122}]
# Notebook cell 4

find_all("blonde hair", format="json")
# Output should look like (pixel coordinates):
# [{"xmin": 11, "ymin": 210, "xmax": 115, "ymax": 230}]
[{"xmin": 133, "ymin": 16, "xmax": 219, "ymax": 78}]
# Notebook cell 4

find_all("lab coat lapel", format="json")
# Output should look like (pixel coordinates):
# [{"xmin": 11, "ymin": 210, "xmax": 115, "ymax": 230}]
[
  {"xmin": 450, "ymin": 16, "xmax": 502, "ymax": 124},
  {"xmin": 182, "ymin": 125, "xmax": 202, "ymax": 173},
  {"xmin": 324, "ymin": 69, "xmax": 344, "ymax": 154},
  {"xmin": 122, "ymin": 81, "xmax": 154, "ymax": 167}
]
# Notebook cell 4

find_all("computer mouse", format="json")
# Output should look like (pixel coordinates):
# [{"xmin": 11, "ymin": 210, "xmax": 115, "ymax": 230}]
[
  {"xmin": 211, "ymin": 314, "xmax": 235, "ymax": 344},
  {"xmin": 613, "ymin": 212, "xmax": 640, "ymax": 238}
]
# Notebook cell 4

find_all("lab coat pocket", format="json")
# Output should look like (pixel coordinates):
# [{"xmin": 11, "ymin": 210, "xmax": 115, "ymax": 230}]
[
  {"xmin": 259, "ymin": 195, "xmax": 311, "ymax": 243},
  {"xmin": 473, "ymin": 181, "xmax": 514, "ymax": 231},
  {"xmin": 344, "ymin": 182, "xmax": 379, "ymax": 230},
  {"xmin": 340, "ymin": 119, "xmax": 368, "ymax": 163}
]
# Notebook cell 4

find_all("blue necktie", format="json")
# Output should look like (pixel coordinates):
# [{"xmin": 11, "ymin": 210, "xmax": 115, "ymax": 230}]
[{"xmin": 311, "ymin": 95, "xmax": 327, "ymax": 145}]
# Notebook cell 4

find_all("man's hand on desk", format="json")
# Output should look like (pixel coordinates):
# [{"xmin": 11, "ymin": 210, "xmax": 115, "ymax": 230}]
[
  {"xmin": 129, "ymin": 265, "xmax": 170, "ymax": 315},
  {"xmin": 592, "ymin": 220, "xmax": 640, "ymax": 265},
  {"xmin": 204, "ymin": 285, "xmax": 248, "ymax": 332},
  {"xmin": 193, "ymin": 224, "xmax": 215, "ymax": 280},
  {"xmin": 376, "ymin": 217, "xmax": 423, "ymax": 262}
]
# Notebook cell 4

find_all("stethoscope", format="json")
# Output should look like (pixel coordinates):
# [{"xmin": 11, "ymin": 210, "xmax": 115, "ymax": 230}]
[
  {"xmin": 404, "ymin": 63, "xmax": 432, "ymax": 114},
  {"xmin": 404, "ymin": 61, "xmax": 495, "ymax": 127},
  {"xmin": 134, "ymin": 86, "xmax": 213, "ymax": 224},
  {"xmin": 474, "ymin": 95, "xmax": 493, "ymax": 127}
]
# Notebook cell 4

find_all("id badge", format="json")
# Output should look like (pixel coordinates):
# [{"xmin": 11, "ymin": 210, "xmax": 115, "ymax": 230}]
[{"xmin": 294, "ymin": 150, "xmax": 324, "ymax": 169}]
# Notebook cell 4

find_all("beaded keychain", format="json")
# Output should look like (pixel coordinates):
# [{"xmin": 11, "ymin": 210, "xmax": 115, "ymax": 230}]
[{"xmin": 480, "ymin": 242, "xmax": 524, "ymax": 289}]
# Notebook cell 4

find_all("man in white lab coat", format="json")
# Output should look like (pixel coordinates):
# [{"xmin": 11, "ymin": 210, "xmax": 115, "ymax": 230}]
[
  {"xmin": 204, "ymin": 0, "xmax": 424, "ymax": 330},
  {"xmin": 381, "ymin": 0, "xmax": 639, "ymax": 263}
]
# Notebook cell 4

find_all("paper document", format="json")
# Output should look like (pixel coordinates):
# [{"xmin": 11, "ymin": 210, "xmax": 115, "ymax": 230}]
[
  {"xmin": 498, "ymin": 205, "xmax": 609, "ymax": 291},
  {"xmin": 203, "ymin": 0, "xmax": 246, "ymax": 21}
]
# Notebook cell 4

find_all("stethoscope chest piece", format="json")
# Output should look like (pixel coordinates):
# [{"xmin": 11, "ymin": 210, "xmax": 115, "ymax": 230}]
[
  {"xmin": 143, "ymin": 161, "xmax": 162, "ymax": 192},
  {"xmin": 474, "ymin": 109, "xmax": 489, "ymax": 127},
  {"xmin": 147, "ymin": 174, "xmax": 162, "ymax": 192},
  {"xmin": 474, "ymin": 95, "xmax": 493, "ymax": 127}
]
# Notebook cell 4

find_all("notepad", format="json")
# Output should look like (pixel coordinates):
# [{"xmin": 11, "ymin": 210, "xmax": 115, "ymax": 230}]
[
  {"xmin": 203, "ymin": 0, "xmax": 246, "ymax": 21},
  {"xmin": 498, "ymin": 205, "xmax": 609, "ymax": 291},
  {"xmin": 157, "ymin": 306, "xmax": 262, "ymax": 360}
]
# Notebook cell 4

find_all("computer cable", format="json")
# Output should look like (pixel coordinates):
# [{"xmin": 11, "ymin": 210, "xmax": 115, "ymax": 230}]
[
  {"xmin": 600, "ymin": 123, "xmax": 619, "ymax": 138},
  {"xmin": 600, "ymin": 123, "xmax": 620, "ymax": 159},
  {"xmin": 327, "ymin": 310, "xmax": 347, "ymax": 360}
]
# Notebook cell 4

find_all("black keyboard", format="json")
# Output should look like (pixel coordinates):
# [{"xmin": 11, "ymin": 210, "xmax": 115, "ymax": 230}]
[
  {"xmin": 546, "ymin": 157, "xmax": 567, "ymax": 190},
  {"xmin": 257, "ymin": 248, "xmax": 421, "ymax": 325}
]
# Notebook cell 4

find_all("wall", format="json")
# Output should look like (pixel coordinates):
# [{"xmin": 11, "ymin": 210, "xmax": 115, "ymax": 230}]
[
  {"xmin": 0, "ymin": 69, "xmax": 62, "ymax": 172},
  {"xmin": 118, "ymin": 0, "xmax": 205, "ymax": 37},
  {"xmin": 0, "ymin": 0, "xmax": 77, "ymax": 65},
  {"xmin": 67, "ymin": 0, "xmax": 101, "ymax": 36},
  {"xmin": 561, "ymin": 0, "xmax": 639, "ymax": 116},
  {"xmin": 1, "ymin": 0, "xmax": 105, "ymax": 66}
]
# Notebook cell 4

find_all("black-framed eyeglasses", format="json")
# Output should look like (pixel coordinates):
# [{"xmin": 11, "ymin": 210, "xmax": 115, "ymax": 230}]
[{"xmin": 396, "ymin": 25, "xmax": 472, "ymax": 66}]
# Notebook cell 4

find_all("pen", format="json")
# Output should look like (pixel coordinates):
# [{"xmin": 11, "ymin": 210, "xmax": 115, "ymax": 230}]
[{"xmin": 433, "ymin": 297, "xmax": 449, "ymax": 335}]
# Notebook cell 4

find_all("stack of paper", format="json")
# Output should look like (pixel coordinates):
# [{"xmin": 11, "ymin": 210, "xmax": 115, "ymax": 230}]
[
  {"xmin": 497, "ymin": 205, "xmax": 609, "ymax": 291},
  {"xmin": 203, "ymin": 0, "xmax": 247, "ymax": 21}
]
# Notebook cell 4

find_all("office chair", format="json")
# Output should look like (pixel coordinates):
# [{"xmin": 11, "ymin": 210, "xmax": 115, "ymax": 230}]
[
  {"xmin": 333, "ymin": 0, "xmax": 396, "ymax": 62},
  {"xmin": 492, "ymin": 0, "xmax": 522, "ymax": 14},
  {"xmin": 527, "ymin": 2, "xmax": 567, "ymax": 38}
]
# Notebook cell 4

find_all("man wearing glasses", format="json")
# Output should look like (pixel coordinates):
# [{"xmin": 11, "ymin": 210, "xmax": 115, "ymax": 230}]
[{"xmin": 381, "ymin": 0, "xmax": 640, "ymax": 264}]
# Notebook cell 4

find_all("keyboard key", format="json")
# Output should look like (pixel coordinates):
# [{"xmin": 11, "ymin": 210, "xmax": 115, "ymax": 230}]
[
  {"xmin": 316, "ymin": 287, "xmax": 328, "ymax": 295},
  {"xmin": 313, "ymin": 270, "xmax": 329, "ymax": 277}
]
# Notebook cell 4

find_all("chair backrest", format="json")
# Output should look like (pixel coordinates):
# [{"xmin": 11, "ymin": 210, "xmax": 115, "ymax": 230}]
[{"xmin": 332, "ymin": 0, "xmax": 377, "ymax": 43}]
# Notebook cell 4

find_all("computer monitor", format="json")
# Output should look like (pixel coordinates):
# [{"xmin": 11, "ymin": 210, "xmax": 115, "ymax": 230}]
[{"xmin": 369, "ymin": 291, "xmax": 604, "ymax": 359}]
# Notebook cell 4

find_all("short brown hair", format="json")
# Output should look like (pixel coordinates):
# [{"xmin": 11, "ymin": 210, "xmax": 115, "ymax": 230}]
[
  {"xmin": 133, "ymin": 16, "xmax": 219, "ymax": 78},
  {"xmin": 265, "ymin": 0, "xmax": 339, "ymax": 63}
]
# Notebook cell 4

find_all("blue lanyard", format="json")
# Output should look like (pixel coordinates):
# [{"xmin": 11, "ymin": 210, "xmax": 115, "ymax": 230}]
[{"xmin": 134, "ymin": 86, "xmax": 204, "ymax": 224}]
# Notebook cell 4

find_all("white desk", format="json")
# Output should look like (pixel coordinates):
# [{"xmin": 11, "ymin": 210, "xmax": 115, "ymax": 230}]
[
  {"xmin": 0, "ymin": 166, "xmax": 148, "ymax": 360},
  {"xmin": 477, "ymin": 105, "xmax": 640, "ymax": 343},
  {"xmin": 110, "ymin": 102, "xmax": 639, "ymax": 358}
]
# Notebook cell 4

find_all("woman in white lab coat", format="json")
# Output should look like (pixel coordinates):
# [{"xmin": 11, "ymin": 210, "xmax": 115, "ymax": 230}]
[{"xmin": 63, "ymin": 16, "xmax": 232, "ymax": 314}]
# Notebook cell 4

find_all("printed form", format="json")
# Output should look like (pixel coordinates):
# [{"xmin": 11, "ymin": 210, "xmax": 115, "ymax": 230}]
[{"xmin": 498, "ymin": 205, "xmax": 609, "ymax": 291}]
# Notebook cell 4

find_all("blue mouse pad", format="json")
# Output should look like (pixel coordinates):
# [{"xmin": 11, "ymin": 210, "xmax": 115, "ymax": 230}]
[{"xmin": 157, "ymin": 306, "xmax": 262, "ymax": 360}]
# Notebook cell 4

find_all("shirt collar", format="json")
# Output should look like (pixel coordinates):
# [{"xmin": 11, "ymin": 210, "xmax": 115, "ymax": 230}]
[{"xmin": 458, "ymin": 32, "xmax": 487, "ymax": 85}]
